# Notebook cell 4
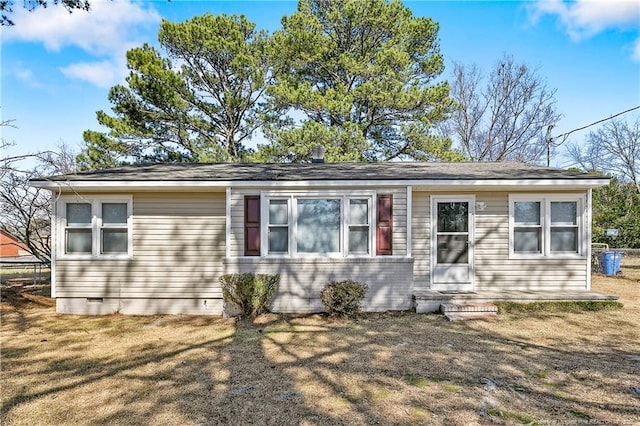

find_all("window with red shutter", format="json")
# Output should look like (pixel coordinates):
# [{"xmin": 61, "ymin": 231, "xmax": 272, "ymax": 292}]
[
  {"xmin": 376, "ymin": 194, "xmax": 393, "ymax": 255},
  {"xmin": 244, "ymin": 196, "xmax": 260, "ymax": 256}
]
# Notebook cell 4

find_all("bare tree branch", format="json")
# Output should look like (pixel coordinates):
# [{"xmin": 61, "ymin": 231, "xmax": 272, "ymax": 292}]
[
  {"xmin": 567, "ymin": 116, "xmax": 640, "ymax": 194},
  {"xmin": 448, "ymin": 55, "xmax": 561, "ymax": 163}
]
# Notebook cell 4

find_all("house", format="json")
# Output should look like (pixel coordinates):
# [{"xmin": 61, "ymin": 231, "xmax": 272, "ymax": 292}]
[
  {"xmin": 0, "ymin": 230, "xmax": 31, "ymax": 257},
  {"xmin": 30, "ymin": 161, "xmax": 615, "ymax": 316}
]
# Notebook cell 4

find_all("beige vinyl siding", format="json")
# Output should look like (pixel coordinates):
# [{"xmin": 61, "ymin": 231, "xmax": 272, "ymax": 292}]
[
  {"xmin": 474, "ymin": 191, "xmax": 588, "ymax": 291},
  {"xmin": 411, "ymin": 190, "xmax": 589, "ymax": 291},
  {"xmin": 229, "ymin": 187, "xmax": 407, "ymax": 257},
  {"xmin": 225, "ymin": 187, "xmax": 410, "ymax": 313},
  {"xmin": 412, "ymin": 191, "xmax": 430, "ymax": 290},
  {"xmin": 224, "ymin": 257, "xmax": 414, "ymax": 313},
  {"xmin": 55, "ymin": 192, "xmax": 226, "ymax": 301}
]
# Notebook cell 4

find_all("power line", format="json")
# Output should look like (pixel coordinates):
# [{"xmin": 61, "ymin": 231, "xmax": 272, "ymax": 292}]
[
  {"xmin": 545, "ymin": 105, "xmax": 640, "ymax": 166},
  {"xmin": 552, "ymin": 105, "xmax": 640, "ymax": 146}
]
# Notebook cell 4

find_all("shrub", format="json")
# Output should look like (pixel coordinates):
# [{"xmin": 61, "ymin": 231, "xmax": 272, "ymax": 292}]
[
  {"xmin": 252, "ymin": 274, "xmax": 280, "ymax": 316},
  {"xmin": 220, "ymin": 273, "xmax": 279, "ymax": 318},
  {"xmin": 321, "ymin": 280, "xmax": 368, "ymax": 317}
]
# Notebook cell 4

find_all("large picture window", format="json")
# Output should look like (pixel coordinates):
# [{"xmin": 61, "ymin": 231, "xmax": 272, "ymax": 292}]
[
  {"xmin": 509, "ymin": 195, "xmax": 583, "ymax": 258},
  {"xmin": 256, "ymin": 192, "xmax": 381, "ymax": 257},
  {"xmin": 59, "ymin": 197, "xmax": 132, "ymax": 258}
]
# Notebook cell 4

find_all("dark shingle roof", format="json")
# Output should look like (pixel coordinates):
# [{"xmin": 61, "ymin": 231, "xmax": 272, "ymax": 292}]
[{"xmin": 35, "ymin": 162, "xmax": 606, "ymax": 182}]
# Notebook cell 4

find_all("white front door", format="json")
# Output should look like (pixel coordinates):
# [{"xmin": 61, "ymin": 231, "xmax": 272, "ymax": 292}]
[{"xmin": 431, "ymin": 196, "xmax": 475, "ymax": 291}]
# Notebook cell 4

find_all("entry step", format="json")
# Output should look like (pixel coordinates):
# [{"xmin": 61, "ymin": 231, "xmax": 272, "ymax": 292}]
[{"xmin": 440, "ymin": 303, "xmax": 498, "ymax": 313}]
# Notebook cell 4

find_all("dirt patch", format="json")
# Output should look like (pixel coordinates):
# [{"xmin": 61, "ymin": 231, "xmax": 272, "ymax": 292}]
[
  {"xmin": 1, "ymin": 283, "xmax": 54, "ymax": 312},
  {"xmin": 1, "ymin": 260, "xmax": 639, "ymax": 425}
]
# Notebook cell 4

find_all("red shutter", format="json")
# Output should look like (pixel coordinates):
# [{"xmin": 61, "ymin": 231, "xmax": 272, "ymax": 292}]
[
  {"xmin": 244, "ymin": 196, "xmax": 260, "ymax": 256},
  {"xmin": 376, "ymin": 195, "xmax": 393, "ymax": 255}
]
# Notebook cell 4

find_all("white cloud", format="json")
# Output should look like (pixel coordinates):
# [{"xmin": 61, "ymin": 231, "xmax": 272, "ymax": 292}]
[
  {"xmin": 11, "ymin": 64, "xmax": 46, "ymax": 89},
  {"xmin": 3, "ymin": 0, "xmax": 160, "ymax": 87},
  {"xmin": 60, "ymin": 60, "xmax": 121, "ymax": 88},
  {"xmin": 15, "ymin": 67, "xmax": 34, "ymax": 83},
  {"xmin": 528, "ymin": 0, "xmax": 640, "ymax": 61},
  {"xmin": 529, "ymin": 0, "xmax": 639, "ymax": 39},
  {"xmin": 4, "ymin": 0, "xmax": 160, "ymax": 54}
]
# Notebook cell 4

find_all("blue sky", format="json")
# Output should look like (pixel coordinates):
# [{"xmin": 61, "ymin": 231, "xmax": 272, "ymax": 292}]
[{"xmin": 2, "ymin": 0, "xmax": 639, "ymax": 168}]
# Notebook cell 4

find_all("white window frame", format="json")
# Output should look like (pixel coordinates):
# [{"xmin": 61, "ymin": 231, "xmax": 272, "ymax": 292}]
[
  {"xmin": 266, "ymin": 197, "xmax": 291, "ymax": 256},
  {"xmin": 57, "ymin": 195, "xmax": 133, "ymax": 260},
  {"xmin": 260, "ymin": 190, "xmax": 376, "ymax": 258},
  {"xmin": 346, "ymin": 197, "xmax": 372, "ymax": 256},
  {"xmin": 508, "ymin": 194, "xmax": 585, "ymax": 259}
]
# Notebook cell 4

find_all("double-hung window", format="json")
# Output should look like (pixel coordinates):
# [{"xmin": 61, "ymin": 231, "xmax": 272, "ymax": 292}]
[
  {"xmin": 348, "ymin": 199, "xmax": 370, "ymax": 254},
  {"xmin": 255, "ymin": 192, "xmax": 381, "ymax": 257},
  {"xmin": 59, "ymin": 196, "xmax": 132, "ymax": 258},
  {"xmin": 65, "ymin": 203, "xmax": 93, "ymax": 254},
  {"xmin": 509, "ymin": 195, "xmax": 583, "ymax": 258},
  {"xmin": 101, "ymin": 203, "xmax": 129, "ymax": 254},
  {"xmin": 550, "ymin": 202, "xmax": 579, "ymax": 253},
  {"xmin": 513, "ymin": 201, "xmax": 542, "ymax": 254},
  {"xmin": 267, "ymin": 199, "xmax": 289, "ymax": 254}
]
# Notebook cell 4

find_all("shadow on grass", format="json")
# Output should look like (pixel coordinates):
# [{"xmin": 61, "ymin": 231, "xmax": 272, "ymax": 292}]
[{"xmin": 2, "ymin": 298, "xmax": 639, "ymax": 424}]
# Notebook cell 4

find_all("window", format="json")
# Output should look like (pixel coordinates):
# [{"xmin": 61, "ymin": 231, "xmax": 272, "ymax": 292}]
[
  {"xmin": 101, "ymin": 203, "xmax": 128, "ymax": 253},
  {"xmin": 253, "ymin": 192, "xmax": 384, "ymax": 257},
  {"xmin": 59, "ymin": 197, "xmax": 132, "ymax": 258},
  {"xmin": 348, "ymin": 199, "xmax": 369, "ymax": 254},
  {"xmin": 509, "ymin": 195, "xmax": 583, "ymax": 257},
  {"xmin": 65, "ymin": 203, "xmax": 92, "ymax": 253},
  {"xmin": 550, "ymin": 202, "xmax": 578, "ymax": 253},
  {"xmin": 436, "ymin": 201, "xmax": 469, "ymax": 264},
  {"xmin": 513, "ymin": 201, "xmax": 541, "ymax": 253},
  {"xmin": 297, "ymin": 199, "xmax": 341, "ymax": 254},
  {"xmin": 268, "ymin": 199, "xmax": 289, "ymax": 254}
]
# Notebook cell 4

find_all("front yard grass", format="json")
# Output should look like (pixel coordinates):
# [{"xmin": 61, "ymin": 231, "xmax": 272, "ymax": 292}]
[{"xmin": 1, "ymin": 259, "xmax": 638, "ymax": 425}]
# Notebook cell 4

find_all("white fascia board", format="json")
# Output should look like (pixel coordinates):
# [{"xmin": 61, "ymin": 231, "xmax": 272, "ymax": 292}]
[{"xmin": 32, "ymin": 178, "xmax": 610, "ymax": 191}]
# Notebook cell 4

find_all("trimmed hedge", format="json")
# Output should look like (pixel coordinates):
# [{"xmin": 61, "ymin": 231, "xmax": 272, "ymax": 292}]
[
  {"xmin": 220, "ymin": 273, "xmax": 279, "ymax": 318},
  {"xmin": 321, "ymin": 280, "xmax": 368, "ymax": 317}
]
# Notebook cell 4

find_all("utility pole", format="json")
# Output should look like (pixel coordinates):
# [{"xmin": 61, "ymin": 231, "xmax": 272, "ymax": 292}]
[{"xmin": 546, "ymin": 125, "xmax": 554, "ymax": 167}]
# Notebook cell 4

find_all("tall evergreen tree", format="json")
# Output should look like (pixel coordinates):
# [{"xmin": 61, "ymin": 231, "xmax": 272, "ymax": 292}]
[
  {"xmin": 253, "ymin": 0, "xmax": 460, "ymax": 163},
  {"xmin": 78, "ymin": 13, "xmax": 277, "ymax": 170}
]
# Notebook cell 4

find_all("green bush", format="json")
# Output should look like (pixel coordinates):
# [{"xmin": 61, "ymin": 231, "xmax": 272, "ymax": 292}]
[
  {"xmin": 220, "ymin": 273, "xmax": 279, "ymax": 318},
  {"xmin": 320, "ymin": 280, "xmax": 368, "ymax": 317}
]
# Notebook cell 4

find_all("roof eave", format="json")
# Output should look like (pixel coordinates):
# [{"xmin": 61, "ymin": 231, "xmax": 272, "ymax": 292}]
[{"xmin": 31, "ymin": 177, "xmax": 611, "ymax": 192}]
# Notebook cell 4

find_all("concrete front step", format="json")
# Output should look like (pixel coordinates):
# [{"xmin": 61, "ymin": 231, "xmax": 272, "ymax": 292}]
[
  {"xmin": 440, "ymin": 303, "xmax": 498, "ymax": 314},
  {"xmin": 444, "ymin": 312, "xmax": 502, "ymax": 321}
]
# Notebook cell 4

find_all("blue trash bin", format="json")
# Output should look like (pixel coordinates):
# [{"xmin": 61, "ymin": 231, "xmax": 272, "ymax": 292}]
[
  {"xmin": 600, "ymin": 251, "xmax": 621, "ymax": 276},
  {"xmin": 613, "ymin": 251, "xmax": 622, "ymax": 274}
]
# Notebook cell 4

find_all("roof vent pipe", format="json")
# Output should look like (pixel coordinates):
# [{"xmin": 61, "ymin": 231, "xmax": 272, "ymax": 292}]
[{"xmin": 311, "ymin": 145, "xmax": 325, "ymax": 163}]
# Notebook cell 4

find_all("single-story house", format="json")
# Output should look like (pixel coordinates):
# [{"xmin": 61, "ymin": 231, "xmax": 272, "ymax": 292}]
[{"xmin": 31, "ymin": 161, "xmax": 614, "ymax": 315}]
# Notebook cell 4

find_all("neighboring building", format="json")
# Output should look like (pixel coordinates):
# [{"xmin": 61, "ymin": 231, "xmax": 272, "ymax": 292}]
[
  {"xmin": 31, "ymin": 161, "xmax": 613, "ymax": 315},
  {"xmin": 0, "ymin": 230, "xmax": 31, "ymax": 257}
]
